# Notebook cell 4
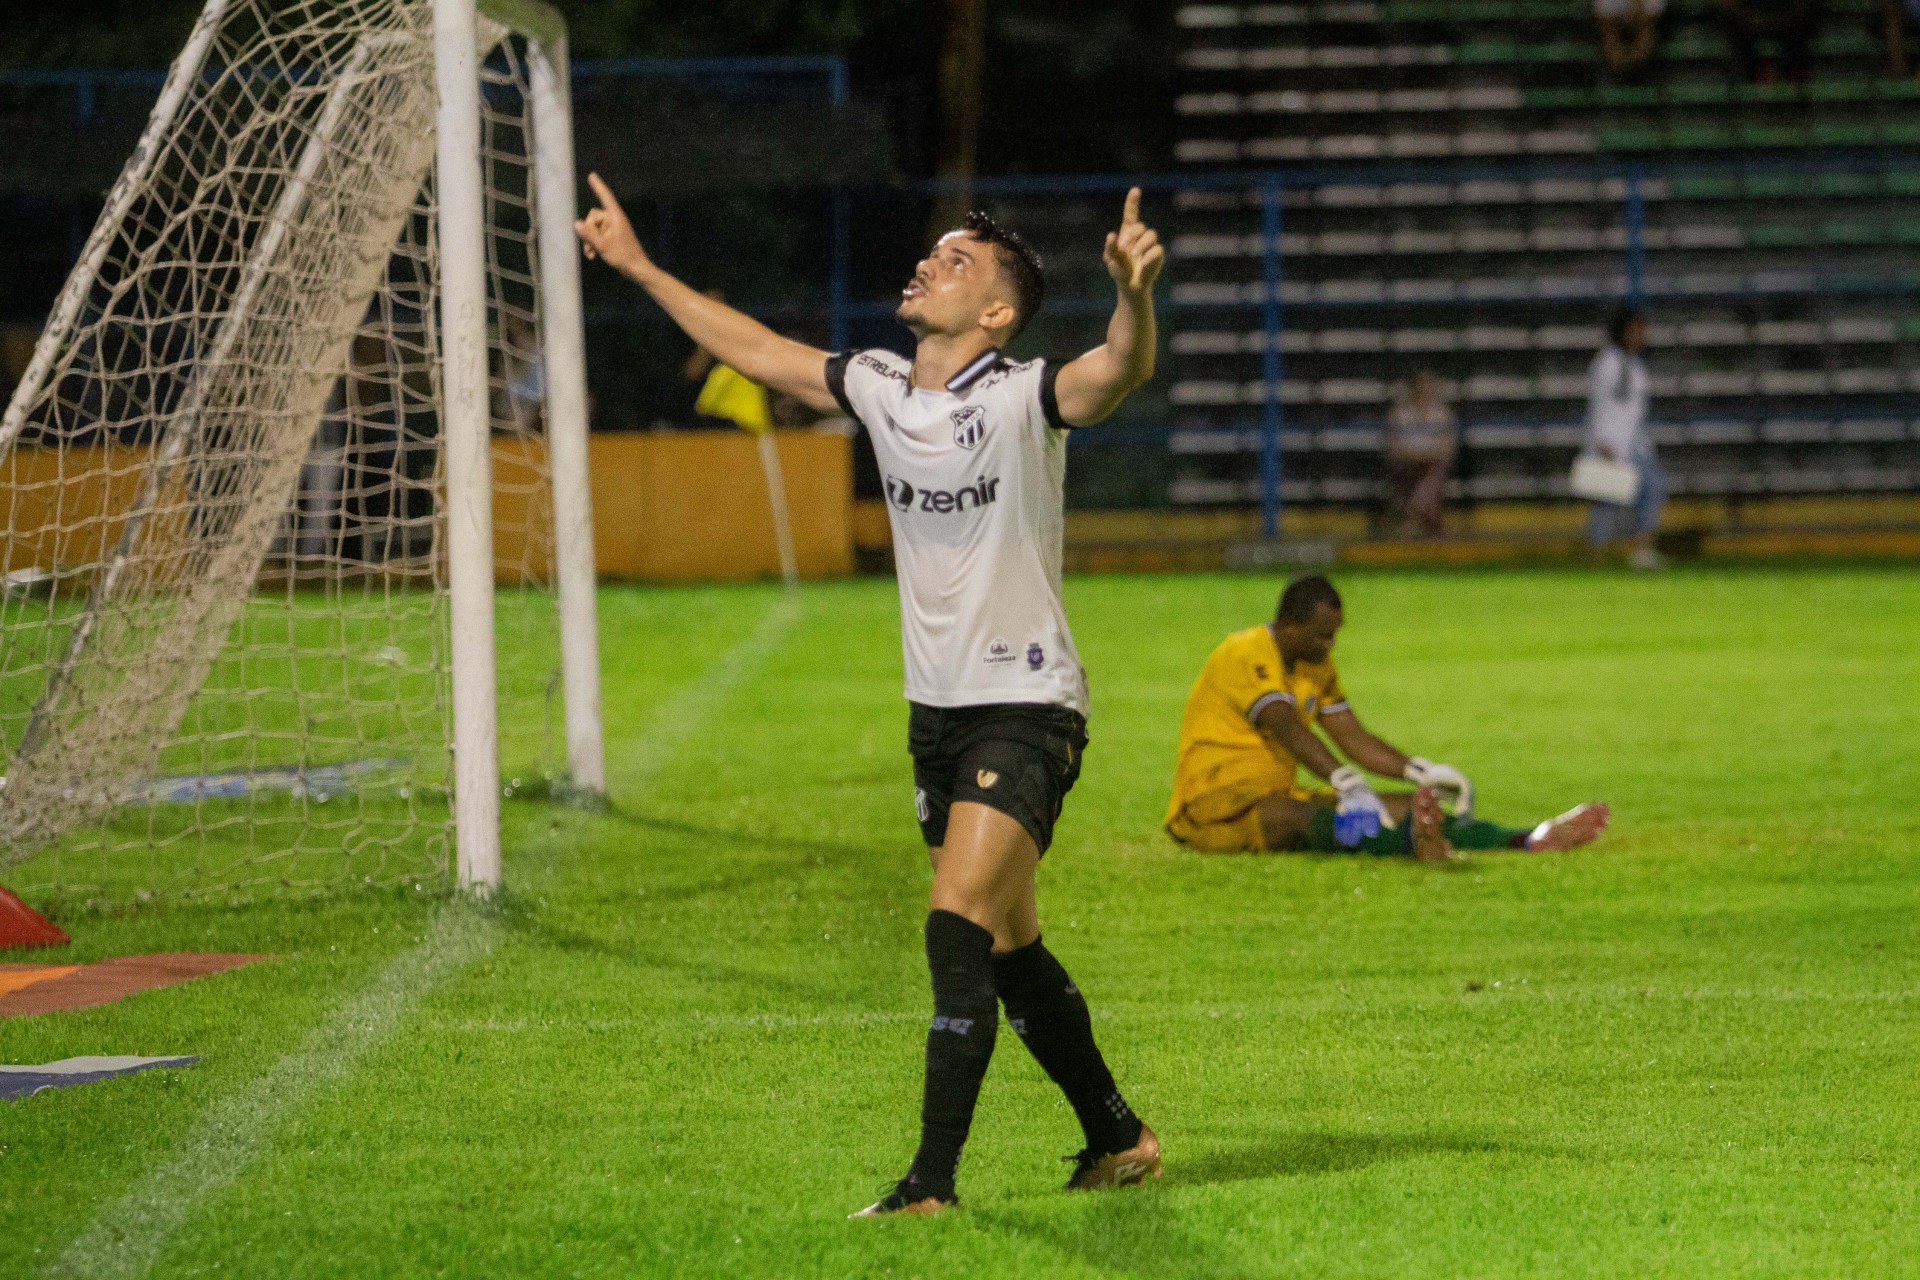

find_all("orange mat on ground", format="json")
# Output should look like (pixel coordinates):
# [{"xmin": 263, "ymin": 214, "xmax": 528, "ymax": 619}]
[
  {"xmin": 0, "ymin": 954, "xmax": 270, "ymax": 1017},
  {"xmin": 0, "ymin": 966, "xmax": 78, "ymax": 998}
]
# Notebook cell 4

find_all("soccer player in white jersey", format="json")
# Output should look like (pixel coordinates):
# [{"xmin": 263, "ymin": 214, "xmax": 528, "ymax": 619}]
[{"xmin": 576, "ymin": 176, "xmax": 1166, "ymax": 1215}]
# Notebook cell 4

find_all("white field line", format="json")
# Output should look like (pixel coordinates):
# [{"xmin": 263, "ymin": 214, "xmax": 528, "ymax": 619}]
[
  {"xmin": 619, "ymin": 594, "xmax": 802, "ymax": 794},
  {"xmin": 47, "ymin": 594, "xmax": 801, "ymax": 1279}
]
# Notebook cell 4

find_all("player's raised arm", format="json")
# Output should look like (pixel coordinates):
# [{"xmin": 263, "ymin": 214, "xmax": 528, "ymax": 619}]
[
  {"xmin": 1052, "ymin": 186, "xmax": 1163, "ymax": 426},
  {"xmin": 574, "ymin": 172, "xmax": 840, "ymax": 414}
]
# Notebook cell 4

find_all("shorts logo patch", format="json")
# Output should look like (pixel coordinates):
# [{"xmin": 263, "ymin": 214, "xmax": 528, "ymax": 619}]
[
  {"xmin": 976, "ymin": 769, "xmax": 999, "ymax": 789},
  {"xmin": 951, "ymin": 404, "xmax": 987, "ymax": 450},
  {"xmin": 914, "ymin": 787, "xmax": 930, "ymax": 822},
  {"xmin": 984, "ymin": 637, "xmax": 1015, "ymax": 666},
  {"xmin": 1026, "ymin": 642, "xmax": 1045, "ymax": 671}
]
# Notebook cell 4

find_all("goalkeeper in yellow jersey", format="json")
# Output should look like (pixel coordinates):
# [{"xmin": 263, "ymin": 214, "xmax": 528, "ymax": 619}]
[{"xmin": 1165, "ymin": 575, "xmax": 1608, "ymax": 860}]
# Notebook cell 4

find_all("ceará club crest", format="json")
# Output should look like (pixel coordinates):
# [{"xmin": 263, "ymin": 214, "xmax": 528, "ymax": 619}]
[{"xmin": 950, "ymin": 405, "xmax": 987, "ymax": 450}]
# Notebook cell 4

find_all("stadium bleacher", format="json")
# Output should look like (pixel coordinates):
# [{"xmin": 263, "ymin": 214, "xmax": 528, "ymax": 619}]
[{"xmin": 1170, "ymin": 0, "xmax": 1920, "ymax": 511}]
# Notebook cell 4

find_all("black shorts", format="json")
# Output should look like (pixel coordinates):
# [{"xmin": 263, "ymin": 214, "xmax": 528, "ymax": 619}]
[{"xmin": 908, "ymin": 701, "xmax": 1088, "ymax": 855}]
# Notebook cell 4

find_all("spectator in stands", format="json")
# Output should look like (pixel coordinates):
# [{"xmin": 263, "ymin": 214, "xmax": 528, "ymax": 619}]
[
  {"xmin": 1584, "ymin": 307, "xmax": 1666, "ymax": 570},
  {"xmin": 1718, "ymin": 0, "xmax": 1825, "ymax": 84},
  {"xmin": 1595, "ymin": 0, "xmax": 1667, "ymax": 78},
  {"xmin": 1885, "ymin": 0, "xmax": 1920, "ymax": 75},
  {"xmin": 1384, "ymin": 370, "xmax": 1456, "ymax": 538}
]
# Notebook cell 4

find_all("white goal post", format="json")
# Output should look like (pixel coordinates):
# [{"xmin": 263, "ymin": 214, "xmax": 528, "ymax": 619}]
[
  {"xmin": 436, "ymin": 0, "xmax": 605, "ymax": 890},
  {"xmin": 0, "ymin": 0, "xmax": 603, "ymax": 901}
]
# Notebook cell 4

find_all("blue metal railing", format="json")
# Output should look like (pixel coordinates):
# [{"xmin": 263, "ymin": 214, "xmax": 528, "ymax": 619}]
[{"xmin": 1258, "ymin": 183, "xmax": 1285, "ymax": 539}]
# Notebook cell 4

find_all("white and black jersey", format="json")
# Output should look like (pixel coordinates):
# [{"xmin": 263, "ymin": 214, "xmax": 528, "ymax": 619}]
[{"xmin": 826, "ymin": 348, "xmax": 1089, "ymax": 716}]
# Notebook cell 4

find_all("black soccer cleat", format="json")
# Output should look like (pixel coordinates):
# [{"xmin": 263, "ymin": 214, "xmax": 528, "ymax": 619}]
[{"xmin": 848, "ymin": 1174, "xmax": 956, "ymax": 1218}]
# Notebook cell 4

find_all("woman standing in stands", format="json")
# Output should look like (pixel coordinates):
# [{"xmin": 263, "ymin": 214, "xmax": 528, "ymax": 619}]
[
  {"xmin": 1384, "ymin": 370, "xmax": 1456, "ymax": 538},
  {"xmin": 1584, "ymin": 307, "xmax": 1666, "ymax": 570}
]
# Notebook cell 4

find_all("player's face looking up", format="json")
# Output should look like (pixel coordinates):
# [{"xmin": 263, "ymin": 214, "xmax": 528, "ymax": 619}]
[
  {"xmin": 897, "ymin": 231, "xmax": 1019, "ymax": 342},
  {"xmin": 1274, "ymin": 601, "xmax": 1343, "ymax": 666}
]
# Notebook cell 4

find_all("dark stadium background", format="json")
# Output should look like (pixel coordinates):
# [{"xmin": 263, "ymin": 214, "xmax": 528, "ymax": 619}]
[{"xmin": 6, "ymin": 0, "xmax": 1918, "ymax": 549}]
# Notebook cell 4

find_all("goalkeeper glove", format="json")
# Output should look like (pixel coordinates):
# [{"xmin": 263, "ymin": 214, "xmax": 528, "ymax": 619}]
[
  {"xmin": 1330, "ymin": 765, "xmax": 1389, "ymax": 847},
  {"xmin": 1404, "ymin": 757, "xmax": 1473, "ymax": 816}
]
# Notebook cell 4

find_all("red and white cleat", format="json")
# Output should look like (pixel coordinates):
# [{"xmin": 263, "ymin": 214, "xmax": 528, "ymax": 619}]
[{"xmin": 1526, "ymin": 802, "xmax": 1611, "ymax": 852}]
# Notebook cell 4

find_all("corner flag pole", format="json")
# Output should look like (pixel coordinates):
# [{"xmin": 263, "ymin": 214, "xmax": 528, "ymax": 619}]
[{"xmin": 757, "ymin": 430, "xmax": 801, "ymax": 590}]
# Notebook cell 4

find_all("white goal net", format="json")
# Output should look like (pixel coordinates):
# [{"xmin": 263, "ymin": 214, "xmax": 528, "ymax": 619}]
[{"xmin": 0, "ymin": 0, "xmax": 602, "ymax": 906}]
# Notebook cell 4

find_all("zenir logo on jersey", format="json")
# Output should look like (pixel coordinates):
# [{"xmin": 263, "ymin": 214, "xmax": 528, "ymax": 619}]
[
  {"xmin": 950, "ymin": 404, "xmax": 987, "ymax": 450},
  {"xmin": 883, "ymin": 473, "xmax": 1002, "ymax": 515}
]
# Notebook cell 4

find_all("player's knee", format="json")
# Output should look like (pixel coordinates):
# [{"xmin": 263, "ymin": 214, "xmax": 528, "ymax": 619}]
[{"xmin": 927, "ymin": 882, "xmax": 1002, "ymax": 935}]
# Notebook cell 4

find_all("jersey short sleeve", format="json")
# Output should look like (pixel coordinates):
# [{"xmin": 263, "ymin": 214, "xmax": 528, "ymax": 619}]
[
  {"xmin": 1316, "ymin": 667, "xmax": 1350, "ymax": 718},
  {"xmin": 1038, "ymin": 360, "xmax": 1069, "ymax": 431},
  {"xmin": 1219, "ymin": 634, "xmax": 1291, "ymax": 726},
  {"xmin": 824, "ymin": 350, "xmax": 857, "ymax": 421}
]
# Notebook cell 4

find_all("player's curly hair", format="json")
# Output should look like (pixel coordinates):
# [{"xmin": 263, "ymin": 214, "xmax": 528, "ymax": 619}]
[{"xmin": 959, "ymin": 210, "xmax": 1046, "ymax": 338}]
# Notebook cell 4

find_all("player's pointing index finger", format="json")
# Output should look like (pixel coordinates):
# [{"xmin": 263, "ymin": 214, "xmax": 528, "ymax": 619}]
[
  {"xmin": 587, "ymin": 171, "xmax": 621, "ymax": 212},
  {"xmin": 1122, "ymin": 186, "xmax": 1142, "ymax": 227}
]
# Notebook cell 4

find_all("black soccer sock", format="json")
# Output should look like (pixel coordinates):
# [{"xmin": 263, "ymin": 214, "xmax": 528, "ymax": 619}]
[
  {"xmin": 992, "ymin": 937, "xmax": 1143, "ymax": 1157},
  {"xmin": 905, "ymin": 910, "xmax": 999, "ymax": 1199}
]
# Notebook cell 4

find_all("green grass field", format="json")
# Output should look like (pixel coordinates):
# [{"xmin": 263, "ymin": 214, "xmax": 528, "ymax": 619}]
[{"xmin": 4, "ymin": 569, "xmax": 1918, "ymax": 1278}]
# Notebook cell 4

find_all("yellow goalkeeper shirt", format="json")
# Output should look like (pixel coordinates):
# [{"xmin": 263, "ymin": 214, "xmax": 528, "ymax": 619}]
[{"xmin": 1165, "ymin": 625, "xmax": 1348, "ymax": 823}]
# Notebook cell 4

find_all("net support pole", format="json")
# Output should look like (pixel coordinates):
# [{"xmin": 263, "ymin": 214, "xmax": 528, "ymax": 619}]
[
  {"xmin": 436, "ymin": 0, "xmax": 502, "ymax": 894},
  {"xmin": 526, "ymin": 26, "xmax": 607, "ymax": 796}
]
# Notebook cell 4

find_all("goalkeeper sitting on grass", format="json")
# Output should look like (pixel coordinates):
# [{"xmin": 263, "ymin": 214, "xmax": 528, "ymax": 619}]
[{"xmin": 1165, "ymin": 575, "xmax": 1608, "ymax": 861}]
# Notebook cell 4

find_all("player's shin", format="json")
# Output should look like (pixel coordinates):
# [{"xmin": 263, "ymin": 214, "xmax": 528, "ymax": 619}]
[
  {"xmin": 904, "ymin": 910, "xmax": 1000, "ymax": 1201},
  {"xmin": 991, "ymin": 938, "xmax": 1143, "ymax": 1157}
]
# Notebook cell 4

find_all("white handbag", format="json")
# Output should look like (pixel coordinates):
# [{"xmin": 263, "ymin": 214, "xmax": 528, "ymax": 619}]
[{"xmin": 1569, "ymin": 453, "xmax": 1641, "ymax": 504}]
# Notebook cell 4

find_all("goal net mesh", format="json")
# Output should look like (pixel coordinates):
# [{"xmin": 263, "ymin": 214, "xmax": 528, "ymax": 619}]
[{"xmin": 0, "ymin": 0, "xmax": 565, "ymax": 906}]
